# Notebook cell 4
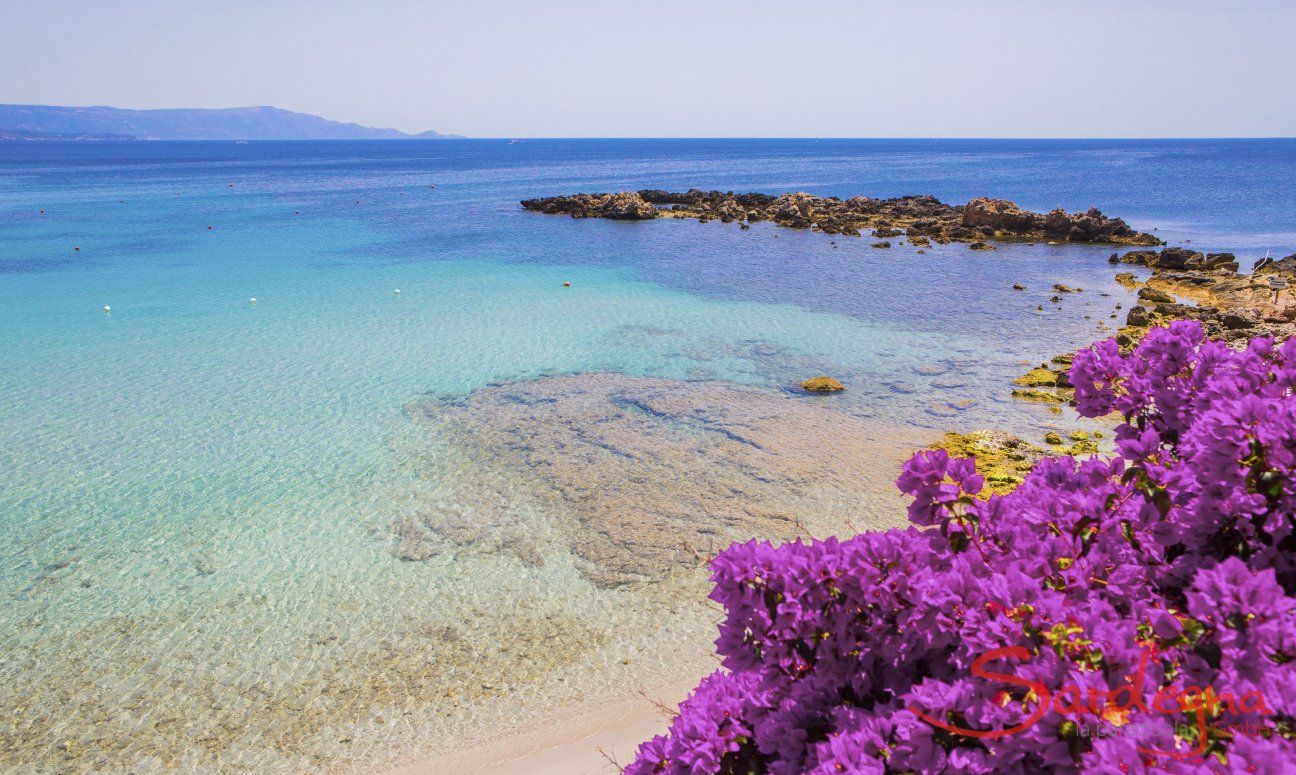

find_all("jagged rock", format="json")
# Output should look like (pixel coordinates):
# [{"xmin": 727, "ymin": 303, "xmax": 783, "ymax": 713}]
[
  {"xmin": 962, "ymin": 198, "xmax": 1040, "ymax": 233},
  {"xmin": 961, "ymin": 198, "xmax": 1158, "ymax": 244},
  {"xmin": 1254, "ymin": 254, "xmax": 1296, "ymax": 277},
  {"xmin": 1126, "ymin": 305, "xmax": 1151, "ymax": 327},
  {"xmin": 1222, "ymin": 312, "xmax": 1256, "ymax": 330},
  {"xmin": 1137, "ymin": 287, "xmax": 1175, "ymax": 304}
]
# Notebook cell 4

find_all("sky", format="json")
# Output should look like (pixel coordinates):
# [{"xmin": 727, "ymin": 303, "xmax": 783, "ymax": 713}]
[{"xmin": 1, "ymin": 0, "xmax": 1294, "ymax": 138}]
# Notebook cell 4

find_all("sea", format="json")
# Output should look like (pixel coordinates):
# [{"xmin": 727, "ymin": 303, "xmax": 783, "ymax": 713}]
[{"xmin": 1, "ymin": 138, "xmax": 1293, "ymax": 772}]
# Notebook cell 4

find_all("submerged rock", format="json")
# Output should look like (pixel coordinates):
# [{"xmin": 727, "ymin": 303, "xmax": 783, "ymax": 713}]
[
  {"xmin": 405, "ymin": 374, "xmax": 914, "ymax": 587},
  {"xmin": 800, "ymin": 376, "xmax": 845, "ymax": 393}
]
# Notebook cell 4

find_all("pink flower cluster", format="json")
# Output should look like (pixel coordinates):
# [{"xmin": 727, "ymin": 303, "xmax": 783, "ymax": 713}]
[{"xmin": 629, "ymin": 322, "xmax": 1296, "ymax": 773}]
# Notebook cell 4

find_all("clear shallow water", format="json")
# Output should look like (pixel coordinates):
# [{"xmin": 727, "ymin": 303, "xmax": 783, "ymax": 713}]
[{"xmin": 1, "ymin": 139, "xmax": 1293, "ymax": 772}]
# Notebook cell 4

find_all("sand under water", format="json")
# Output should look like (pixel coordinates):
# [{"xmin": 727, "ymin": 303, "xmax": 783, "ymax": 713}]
[
  {"xmin": 397, "ymin": 373, "xmax": 916, "ymax": 587},
  {"xmin": 0, "ymin": 374, "xmax": 919, "ymax": 773}
]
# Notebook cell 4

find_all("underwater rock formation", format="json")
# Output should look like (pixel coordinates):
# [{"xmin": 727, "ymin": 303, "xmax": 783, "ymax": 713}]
[{"xmin": 405, "ymin": 374, "xmax": 914, "ymax": 587}]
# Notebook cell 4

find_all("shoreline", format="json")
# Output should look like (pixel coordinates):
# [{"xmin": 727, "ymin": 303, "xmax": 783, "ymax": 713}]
[{"xmin": 387, "ymin": 686, "xmax": 693, "ymax": 774}]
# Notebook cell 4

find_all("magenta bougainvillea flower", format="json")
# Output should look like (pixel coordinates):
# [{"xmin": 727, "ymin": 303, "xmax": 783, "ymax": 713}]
[{"xmin": 628, "ymin": 321, "xmax": 1296, "ymax": 773}]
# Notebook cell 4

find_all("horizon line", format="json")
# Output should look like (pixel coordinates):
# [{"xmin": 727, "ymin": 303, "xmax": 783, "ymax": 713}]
[{"xmin": 5, "ymin": 135, "xmax": 1295, "ymax": 142}]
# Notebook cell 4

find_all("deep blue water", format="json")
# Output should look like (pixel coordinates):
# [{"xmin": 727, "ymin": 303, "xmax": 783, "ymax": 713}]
[{"xmin": 0, "ymin": 138, "xmax": 1292, "ymax": 771}]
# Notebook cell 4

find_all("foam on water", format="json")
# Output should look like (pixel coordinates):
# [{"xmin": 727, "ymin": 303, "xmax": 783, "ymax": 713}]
[{"xmin": 1, "ymin": 139, "xmax": 1291, "ymax": 771}]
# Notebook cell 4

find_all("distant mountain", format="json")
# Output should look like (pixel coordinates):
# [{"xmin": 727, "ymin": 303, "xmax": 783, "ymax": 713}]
[
  {"xmin": 0, "ymin": 128, "xmax": 137, "ymax": 141},
  {"xmin": 0, "ymin": 104, "xmax": 463, "ymax": 140}
]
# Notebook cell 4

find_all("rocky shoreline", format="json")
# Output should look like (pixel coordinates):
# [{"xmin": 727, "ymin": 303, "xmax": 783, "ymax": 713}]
[
  {"xmin": 1112, "ymin": 246, "xmax": 1296, "ymax": 342},
  {"xmin": 1009, "ymin": 246, "xmax": 1296, "ymax": 405},
  {"xmin": 521, "ymin": 189, "xmax": 1162, "ymax": 246}
]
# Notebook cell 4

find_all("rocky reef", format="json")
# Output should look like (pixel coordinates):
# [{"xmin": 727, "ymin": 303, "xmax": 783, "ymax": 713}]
[
  {"xmin": 403, "ymin": 374, "xmax": 917, "ymax": 587},
  {"xmin": 521, "ymin": 189, "xmax": 1161, "ymax": 246}
]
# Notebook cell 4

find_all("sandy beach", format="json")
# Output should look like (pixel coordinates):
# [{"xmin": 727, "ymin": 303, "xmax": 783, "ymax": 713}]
[{"xmin": 390, "ymin": 688, "xmax": 689, "ymax": 774}]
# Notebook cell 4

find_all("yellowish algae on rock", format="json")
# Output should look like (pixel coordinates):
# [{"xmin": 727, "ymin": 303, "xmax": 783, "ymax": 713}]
[
  {"xmin": 933, "ymin": 431, "xmax": 1047, "ymax": 496},
  {"xmin": 1012, "ymin": 367, "xmax": 1065, "ymax": 388},
  {"xmin": 800, "ymin": 376, "xmax": 846, "ymax": 393}
]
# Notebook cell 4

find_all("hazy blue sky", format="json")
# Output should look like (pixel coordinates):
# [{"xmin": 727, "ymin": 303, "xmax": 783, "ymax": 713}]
[{"xmin": 2, "ymin": 0, "xmax": 1293, "ymax": 137}]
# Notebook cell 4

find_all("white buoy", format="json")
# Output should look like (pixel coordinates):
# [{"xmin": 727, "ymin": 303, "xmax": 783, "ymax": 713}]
[
  {"xmin": 103, "ymin": 305, "xmax": 111, "ymax": 313},
  {"xmin": 393, "ymin": 289, "xmax": 400, "ymax": 295},
  {"xmin": 249, "ymin": 297, "xmax": 257, "ymax": 305}
]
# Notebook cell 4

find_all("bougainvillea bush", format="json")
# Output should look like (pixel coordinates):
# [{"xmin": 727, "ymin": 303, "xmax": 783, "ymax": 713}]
[{"xmin": 628, "ymin": 321, "xmax": 1296, "ymax": 774}]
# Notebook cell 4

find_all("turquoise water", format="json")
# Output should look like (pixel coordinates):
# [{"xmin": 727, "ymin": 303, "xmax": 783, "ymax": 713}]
[{"xmin": 1, "ymin": 139, "xmax": 1292, "ymax": 772}]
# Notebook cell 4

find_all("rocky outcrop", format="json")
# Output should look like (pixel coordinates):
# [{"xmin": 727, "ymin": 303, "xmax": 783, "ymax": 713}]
[
  {"xmin": 522, "ymin": 189, "xmax": 1162, "ymax": 246},
  {"xmin": 1107, "ymin": 248, "xmax": 1296, "ymax": 343},
  {"xmin": 1255, "ymin": 253, "xmax": 1296, "ymax": 277},
  {"xmin": 1113, "ymin": 247, "xmax": 1240, "ymax": 273},
  {"xmin": 963, "ymin": 198, "xmax": 1156, "ymax": 244},
  {"xmin": 520, "ymin": 191, "xmax": 659, "ymax": 220}
]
